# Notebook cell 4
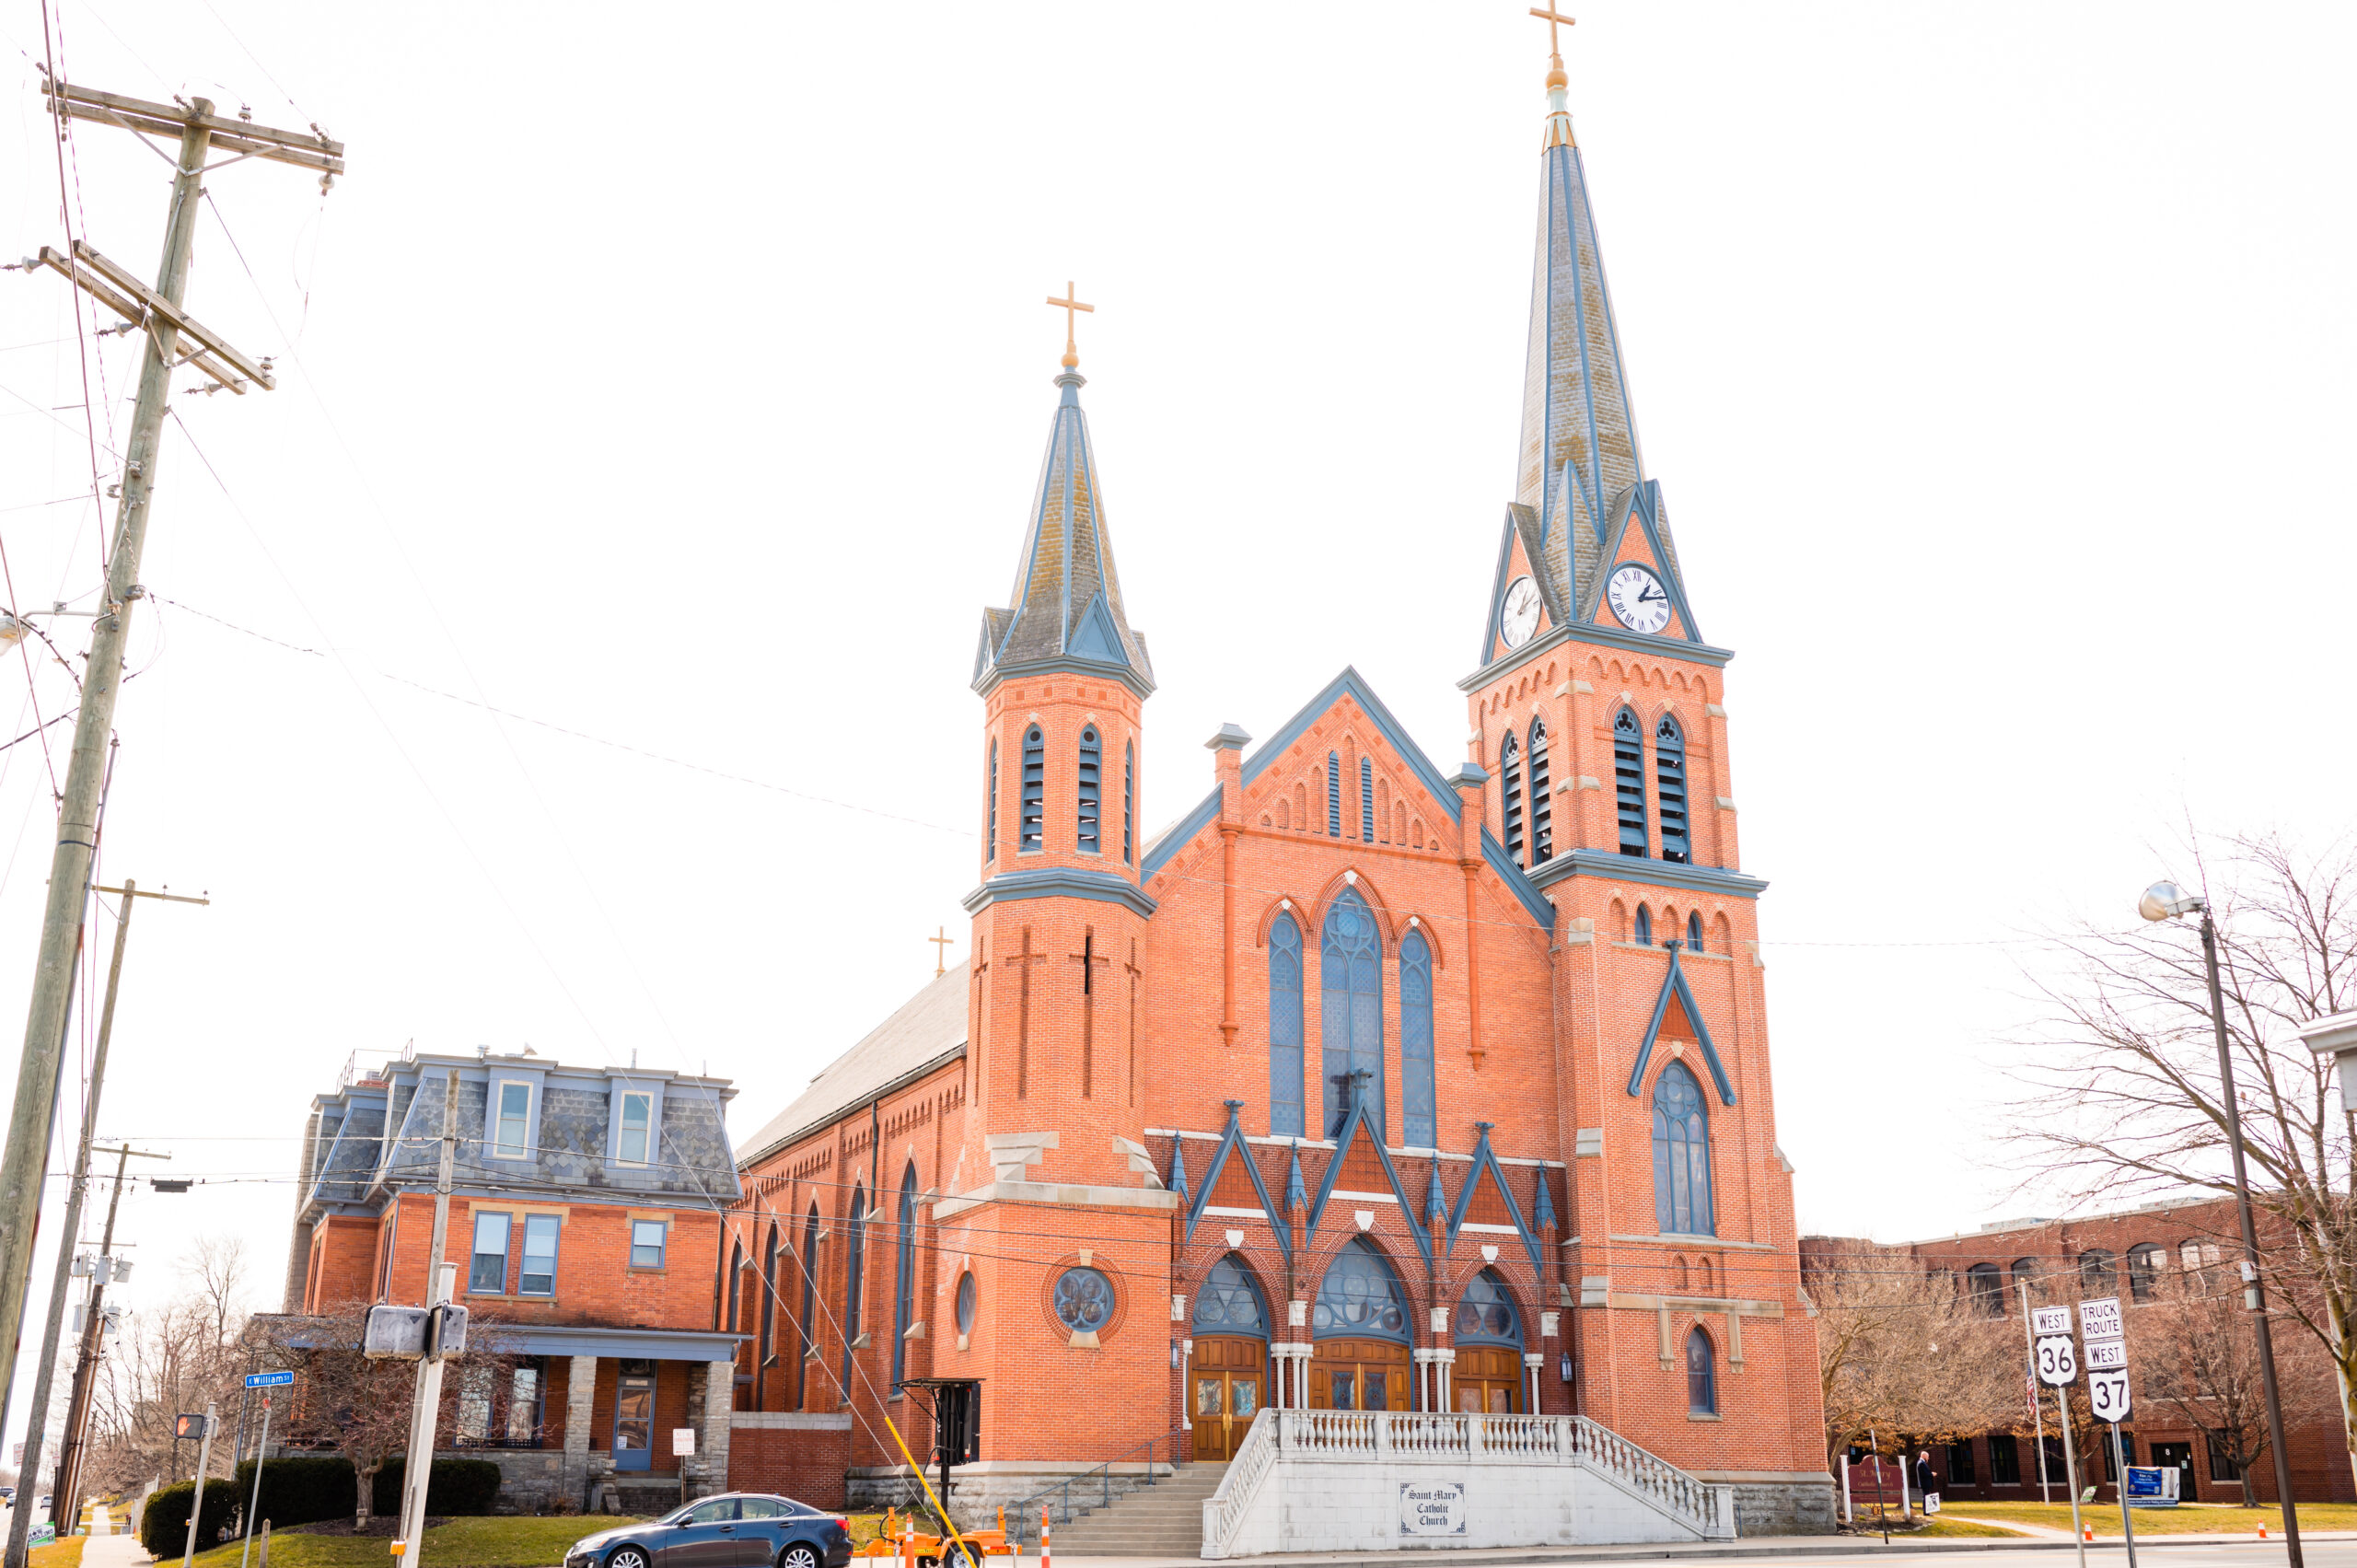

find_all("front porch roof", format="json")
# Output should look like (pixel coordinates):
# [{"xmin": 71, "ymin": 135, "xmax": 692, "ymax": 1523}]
[{"xmin": 507, "ymin": 1324, "xmax": 745, "ymax": 1362}]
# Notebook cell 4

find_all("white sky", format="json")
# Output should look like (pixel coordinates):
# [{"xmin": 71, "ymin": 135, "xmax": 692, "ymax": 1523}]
[{"xmin": 0, "ymin": 0, "xmax": 2350, "ymax": 1457}]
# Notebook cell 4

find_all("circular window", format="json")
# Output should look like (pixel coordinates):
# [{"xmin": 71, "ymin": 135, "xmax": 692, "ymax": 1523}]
[
  {"xmin": 956, "ymin": 1272, "xmax": 977, "ymax": 1335},
  {"xmin": 1052, "ymin": 1266, "xmax": 1114, "ymax": 1333}
]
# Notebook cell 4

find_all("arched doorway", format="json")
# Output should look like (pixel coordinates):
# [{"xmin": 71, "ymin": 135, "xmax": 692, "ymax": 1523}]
[
  {"xmin": 1310, "ymin": 1238, "xmax": 1411, "ymax": 1411},
  {"xmin": 1451, "ymin": 1270, "xmax": 1524, "ymax": 1412},
  {"xmin": 1190, "ymin": 1255, "xmax": 1268, "ymax": 1460}
]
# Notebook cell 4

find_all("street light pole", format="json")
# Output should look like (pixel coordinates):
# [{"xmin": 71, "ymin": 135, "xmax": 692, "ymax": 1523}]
[{"xmin": 2142, "ymin": 884, "xmax": 2303, "ymax": 1566}]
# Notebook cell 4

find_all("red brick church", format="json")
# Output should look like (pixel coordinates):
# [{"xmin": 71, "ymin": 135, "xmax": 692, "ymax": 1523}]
[{"xmin": 726, "ymin": 29, "xmax": 1831, "ymax": 1540}]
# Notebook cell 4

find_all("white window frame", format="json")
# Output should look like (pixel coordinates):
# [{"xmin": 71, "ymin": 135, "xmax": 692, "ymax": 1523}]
[
  {"xmin": 616, "ymin": 1091, "xmax": 653, "ymax": 1167},
  {"xmin": 492, "ymin": 1079, "xmax": 533, "ymax": 1160},
  {"xmin": 629, "ymin": 1217, "xmax": 668, "ymax": 1271},
  {"xmin": 468, "ymin": 1210, "xmax": 512, "ymax": 1295},
  {"xmin": 517, "ymin": 1213, "xmax": 562, "ymax": 1297}
]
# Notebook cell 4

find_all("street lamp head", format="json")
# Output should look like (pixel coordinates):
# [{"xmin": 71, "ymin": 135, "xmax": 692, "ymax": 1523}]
[{"xmin": 2140, "ymin": 881, "xmax": 2207, "ymax": 923}]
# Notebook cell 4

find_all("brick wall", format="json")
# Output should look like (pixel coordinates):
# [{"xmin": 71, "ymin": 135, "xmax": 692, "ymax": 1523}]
[{"xmin": 729, "ymin": 1423, "xmax": 853, "ymax": 1510}]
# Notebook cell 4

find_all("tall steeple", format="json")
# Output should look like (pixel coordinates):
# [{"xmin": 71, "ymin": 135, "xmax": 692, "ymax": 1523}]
[
  {"xmin": 1514, "ymin": 21, "xmax": 1646, "ymax": 618},
  {"xmin": 973, "ymin": 287, "xmax": 1154, "ymax": 698}
]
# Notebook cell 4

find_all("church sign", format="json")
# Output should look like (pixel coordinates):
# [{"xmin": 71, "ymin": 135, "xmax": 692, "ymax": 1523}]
[{"xmin": 1399, "ymin": 1481, "xmax": 1469, "ymax": 1537}]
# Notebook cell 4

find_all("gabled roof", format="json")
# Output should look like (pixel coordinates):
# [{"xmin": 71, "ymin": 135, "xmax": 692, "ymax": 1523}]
[
  {"xmin": 740, "ymin": 963, "xmax": 969, "ymax": 1166},
  {"xmin": 1306, "ymin": 1086, "xmax": 1433, "ymax": 1270},
  {"xmin": 1185, "ymin": 1102, "xmax": 1291, "ymax": 1260},
  {"xmin": 1446, "ymin": 1123, "xmax": 1543, "ymax": 1270},
  {"xmin": 1574, "ymin": 480, "xmax": 1704, "ymax": 644},
  {"xmin": 973, "ymin": 371, "xmax": 1154, "ymax": 695},
  {"xmin": 1623, "ymin": 943, "xmax": 1736, "ymax": 1105}
]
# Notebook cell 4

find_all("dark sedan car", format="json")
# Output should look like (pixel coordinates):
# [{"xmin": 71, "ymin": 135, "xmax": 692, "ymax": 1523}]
[{"xmin": 566, "ymin": 1494, "xmax": 852, "ymax": 1568}]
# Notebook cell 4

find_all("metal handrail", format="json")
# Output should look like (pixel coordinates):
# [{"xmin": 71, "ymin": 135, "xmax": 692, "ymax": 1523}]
[{"xmin": 1002, "ymin": 1428, "xmax": 1186, "ymax": 1543}]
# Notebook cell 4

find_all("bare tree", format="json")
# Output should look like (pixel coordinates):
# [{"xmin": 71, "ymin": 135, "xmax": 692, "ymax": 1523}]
[
  {"xmin": 2140, "ymin": 1270, "xmax": 2339, "ymax": 1505},
  {"xmin": 77, "ymin": 1235, "xmax": 256, "ymax": 1497},
  {"xmin": 2008, "ymin": 830, "xmax": 2357, "ymax": 1491},
  {"xmin": 1808, "ymin": 1241, "xmax": 2026, "ymax": 1469}
]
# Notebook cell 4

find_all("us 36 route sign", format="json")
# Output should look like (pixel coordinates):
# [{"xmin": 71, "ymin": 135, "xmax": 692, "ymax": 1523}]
[{"xmin": 2035, "ymin": 1333, "xmax": 2078, "ymax": 1386}]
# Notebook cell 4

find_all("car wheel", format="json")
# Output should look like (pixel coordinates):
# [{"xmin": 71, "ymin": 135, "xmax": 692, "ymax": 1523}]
[
  {"xmin": 610, "ymin": 1548, "xmax": 652, "ymax": 1568},
  {"xmin": 780, "ymin": 1545, "xmax": 822, "ymax": 1568}
]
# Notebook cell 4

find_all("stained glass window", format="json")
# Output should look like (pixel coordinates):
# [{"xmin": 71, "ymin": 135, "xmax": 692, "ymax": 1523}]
[
  {"xmin": 1053, "ymin": 1266, "xmax": 1114, "ymax": 1332},
  {"xmin": 1652, "ymin": 1062, "xmax": 1713, "ymax": 1236},
  {"xmin": 1269, "ymin": 914, "xmax": 1305, "ymax": 1138},
  {"xmin": 1192, "ymin": 1255, "xmax": 1266, "ymax": 1335},
  {"xmin": 1400, "ymin": 931, "xmax": 1434, "ymax": 1149},
  {"xmin": 893, "ymin": 1166, "xmax": 918, "ymax": 1387},
  {"xmin": 1321, "ymin": 889, "xmax": 1384, "ymax": 1138},
  {"xmin": 1686, "ymin": 1327, "xmax": 1716, "ymax": 1415},
  {"xmin": 1687, "ymin": 911, "xmax": 1703, "ymax": 952},
  {"xmin": 1313, "ymin": 1238, "xmax": 1407, "ymax": 1342},
  {"xmin": 956, "ymin": 1272, "xmax": 976, "ymax": 1334},
  {"xmin": 1454, "ymin": 1270, "xmax": 1521, "ymax": 1347},
  {"xmin": 842, "ymin": 1187, "xmax": 866, "ymax": 1389}
]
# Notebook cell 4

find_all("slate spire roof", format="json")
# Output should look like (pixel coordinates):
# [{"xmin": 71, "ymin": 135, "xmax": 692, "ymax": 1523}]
[
  {"xmin": 1513, "ymin": 55, "xmax": 1652, "ymax": 619},
  {"xmin": 974, "ymin": 368, "xmax": 1154, "ymax": 694}
]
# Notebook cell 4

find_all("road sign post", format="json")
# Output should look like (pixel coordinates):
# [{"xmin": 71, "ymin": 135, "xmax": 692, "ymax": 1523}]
[
  {"xmin": 2031, "ymin": 1306, "xmax": 2087, "ymax": 1568},
  {"xmin": 2079, "ymin": 1296, "xmax": 2138, "ymax": 1568}
]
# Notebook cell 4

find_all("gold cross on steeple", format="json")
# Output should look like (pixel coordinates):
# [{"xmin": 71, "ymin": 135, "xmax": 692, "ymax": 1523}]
[
  {"xmin": 1047, "ymin": 281, "xmax": 1094, "ymax": 370},
  {"xmin": 1529, "ymin": 6, "xmax": 1575, "ymax": 60},
  {"xmin": 930, "ymin": 925, "xmax": 956, "ymax": 978}
]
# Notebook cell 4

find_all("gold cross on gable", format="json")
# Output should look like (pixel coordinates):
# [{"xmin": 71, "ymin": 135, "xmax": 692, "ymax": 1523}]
[
  {"xmin": 1047, "ymin": 280, "xmax": 1094, "ymax": 369},
  {"xmin": 1529, "ymin": 6, "xmax": 1575, "ymax": 59},
  {"xmin": 930, "ymin": 925, "xmax": 956, "ymax": 977}
]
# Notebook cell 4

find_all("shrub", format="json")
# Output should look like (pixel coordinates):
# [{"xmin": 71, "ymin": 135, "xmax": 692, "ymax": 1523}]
[
  {"xmin": 231, "ymin": 1456, "xmax": 356, "ymax": 1530},
  {"xmin": 140, "ymin": 1479, "xmax": 240, "ymax": 1558},
  {"xmin": 370, "ymin": 1458, "xmax": 503, "ymax": 1517}
]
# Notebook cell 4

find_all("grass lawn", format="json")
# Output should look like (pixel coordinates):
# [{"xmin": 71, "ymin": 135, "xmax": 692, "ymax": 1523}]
[
  {"xmin": 29, "ymin": 1537, "xmax": 85, "ymax": 1568},
  {"xmin": 1849, "ymin": 1518, "xmax": 2023, "ymax": 1539},
  {"xmin": 183, "ymin": 1516, "xmax": 648, "ymax": 1568},
  {"xmin": 1940, "ymin": 1502, "xmax": 2357, "ymax": 1537}
]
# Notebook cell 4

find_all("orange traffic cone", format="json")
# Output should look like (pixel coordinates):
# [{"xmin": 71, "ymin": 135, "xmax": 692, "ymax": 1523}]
[
  {"xmin": 2260, "ymin": 1524, "xmax": 2270, "ymax": 1539},
  {"xmin": 2084, "ymin": 1527, "xmax": 2095, "ymax": 1543}
]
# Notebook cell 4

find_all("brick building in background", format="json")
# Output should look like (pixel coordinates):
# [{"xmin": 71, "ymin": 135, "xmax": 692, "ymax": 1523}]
[
  {"xmin": 720, "ymin": 31, "xmax": 1830, "ymax": 1542},
  {"xmin": 1807, "ymin": 1199, "xmax": 2355, "ymax": 1506},
  {"xmin": 287, "ymin": 1048, "xmax": 742, "ymax": 1512}
]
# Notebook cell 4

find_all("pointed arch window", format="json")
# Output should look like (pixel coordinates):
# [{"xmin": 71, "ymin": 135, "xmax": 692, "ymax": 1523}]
[
  {"xmin": 1655, "ymin": 714, "xmax": 1688, "ymax": 864},
  {"xmin": 986, "ymin": 738, "xmax": 999, "ymax": 862},
  {"xmin": 1321, "ymin": 888, "xmax": 1384, "ymax": 1138},
  {"xmin": 841, "ymin": 1186, "xmax": 867, "ymax": 1391},
  {"xmin": 1313, "ymin": 1237, "xmax": 1408, "ymax": 1342},
  {"xmin": 1360, "ymin": 756, "xmax": 1376, "ymax": 842},
  {"xmin": 1193, "ymin": 1254, "xmax": 1268, "ymax": 1336},
  {"xmin": 727, "ymin": 1240, "xmax": 743, "ymax": 1335},
  {"xmin": 1687, "ymin": 911, "xmax": 1704, "ymax": 952},
  {"xmin": 1633, "ymin": 903, "xmax": 1652, "ymax": 946},
  {"xmin": 1400, "ymin": 930, "xmax": 1435, "ymax": 1149},
  {"xmin": 1020, "ymin": 726, "xmax": 1045, "ymax": 852},
  {"xmin": 796, "ymin": 1206, "xmax": 819, "ymax": 1409},
  {"xmin": 1454, "ymin": 1270, "xmax": 1522, "ymax": 1348},
  {"xmin": 1527, "ymin": 718, "xmax": 1552, "ymax": 865},
  {"xmin": 893, "ymin": 1165, "xmax": 919, "ymax": 1387},
  {"xmin": 1686, "ymin": 1326, "xmax": 1717, "ymax": 1415},
  {"xmin": 1613, "ymin": 707, "xmax": 1648, "ymax": 857},
  {"xmin": 1123, "ymin": 741, "xmax": 1134, "ymax": 865},
  {"xmin": 756, "ymin": 1225, "xmax": 775, "ymax": 1365},
  {"xmin": 1077, "ymin": 726, "xmax": 1102, "ymax": 853},
  {"xmin": 1269, "ymin": 913, "xmax": 1306, "ymax": 1138},
  {"xmin": 1652, "ymin": 1061, "xmax": 1713, "ymax": 1237},
  {"xmin": 1499, "ymin": 729, "xmax": 1524, "ymax": 865},
  {"xmin": 1327, "ymin": 753, "xmax": 1341, "ymax": 837}
]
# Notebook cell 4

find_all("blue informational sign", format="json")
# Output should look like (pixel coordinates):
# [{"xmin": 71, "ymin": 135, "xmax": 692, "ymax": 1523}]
[
  {"xmin": 244, "ymin": 1370, "xmax": 296, "ymax": 1388},
  {"xmin": 2124, "ymin": 1467, "xmax": 2180, "ymax": 1506}
]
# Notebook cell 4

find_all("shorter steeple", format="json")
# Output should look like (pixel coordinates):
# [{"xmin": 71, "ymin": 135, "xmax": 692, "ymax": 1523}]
[{"xmin": 974, "ymin": 299, "xmax": 1153, "ymax": 696}]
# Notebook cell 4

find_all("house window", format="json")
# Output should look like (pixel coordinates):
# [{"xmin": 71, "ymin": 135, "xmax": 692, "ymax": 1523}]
[
  {"xmin": 1326, "ymin": 753, "xmax": 1341, "ymax": 837},
  {"xmin": 1651, "ymin": 1062, "xmax": 1713, "ymax": 1237},
  {"xmin": 617, "ymin": 1092, "xmax": 652, "ymax": 1165},
  {"xmin": 1527, "ymin": 718, "xmax": 1551, "ymax": 864},
  {"xmin": 1359, "ymin": 757, "xmax": 1375, "ymax": 842},
  {"xmin": 1320, "ymin": 888, "xmax": 1384, "ymax": 1138},
  {"xmin": 1989, "ymin": 1434, "xmax": 2021, "ymax": 1485},
  {"xmin": 1967, "ymin": 1262, "xmax": 2004, "ymax": 1317},
  {"xmin": 1685, "ymin": 1327, "xmax": 1716, "ymax": 1415},
  {"xmin": 1123, "ymin": 742, "xmax": 1134, "ymax": 865},
  {"xmin": 1613, "ymin": 707, "xmax": 1647, "ymax": 857},
  {"xmin": 986, "ymin": 738, "xmax": 999, "ymax": 862},
  {"xmin": 1020, "ymin": 726, "xmax": 1044, "ymax": 851},
  {"xmin": 2128, "ymin": 1243, "xmax": 2164, "ymax": 1302},
  {"xmin": 1269, "ymin": 913, "xmax": 1305, "ymax": 1138},
  {"xmin": 1687, "ymin": 911, "xmax": 1703, "ymax": 952},
  {"xmin": 2207, "ymin": 1433, "xmax": 2240, "ymax": 1481},
  {"xmin": 1655, "ymin": 714, "xmax": 1689, "ymax": 863},
  {"xmin": 1499, "ymin": 730, "xmax": 1523, "ymax": 865},
  {"xmin": 1400, "ymin": 930, "xmax": 1435, "ymax": 1149},
  {"xmin": 1947, "ymin": 1439, "xmax": 1977, "ymax": 1485},
  {"xmin": 468, "ymin": 1211, "xmax": 510, "ymax": 1294},
  {"xmin": 456, "ymin": 1364, "xmax": 494, "ymax": 1444},
  {"xmin": 493, "ymin": 1082, "xmax": 531, "ymax": 1159},
  {"xmin": 1077, "ymin": 726, "xmax": 1102, "ymax": 853},
  {"xmin": 518, "ymin": 1214, "xmax": 559, "ymax": 1296},
  {"xmin": 893, "ymin": 1165, "xmax": 919, "ymax": 1388},
  {"xmin": 630, "ymin": 1218, "xmax": 668, "ymax": 1270},
  {"xmin": 1633, "ymin": 904, "xmax": 1653, "ymax": 946},
  {"xmin": 507, "ymin": 1362, "xmax": 543, "ymax": 1445}
]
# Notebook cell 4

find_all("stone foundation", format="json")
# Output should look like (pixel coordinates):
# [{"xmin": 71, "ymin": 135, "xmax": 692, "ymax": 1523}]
[
  {"xmin": 1695, "ymin": 1473, "xmax": 1840, "ymax": 1536},
  {"xmin": 847, "ymin": 1462, "xmax": 1176, "ymax": 1535}
]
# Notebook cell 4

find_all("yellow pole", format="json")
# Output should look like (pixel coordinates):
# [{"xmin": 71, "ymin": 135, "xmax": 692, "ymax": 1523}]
[{"xmin": 880, "ymin": 1411, "xmax": 981, "ymax": 1568}]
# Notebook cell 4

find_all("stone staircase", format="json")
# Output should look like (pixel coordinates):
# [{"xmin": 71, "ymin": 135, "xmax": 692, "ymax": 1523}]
[{"xmin": 1037, "ymin": 1462, "xmax": 1225, "ymax": 1558}]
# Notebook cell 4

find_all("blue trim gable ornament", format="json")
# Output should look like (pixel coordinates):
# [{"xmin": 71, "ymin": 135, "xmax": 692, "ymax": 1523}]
[
  {"xmin": 1186, "ymin": 1100, "xmax": 1291, "ymax": 1260},
  {"xmin": 1444, "ymin": 1121, "xmax": 1544, "ymax": 1271},
  {"xmin": 1284, "ymin": 1148, "xmax": 1307, "ymax": 1214},
  {"xmin": 1167, "ymin": 1138, "xmax": 1190, "ymax": 1206},
  {"xmin": 1623, "ymin": 940, "xmax": 1736, "ymax": 1105},
  {"xmin": 1424, "ymin": 1156, "xmax": 1449, "ymax": 1233},
  {"xmin": 1306, "ymin": 1071, "xmax": 1432, "ymax": 1270}
]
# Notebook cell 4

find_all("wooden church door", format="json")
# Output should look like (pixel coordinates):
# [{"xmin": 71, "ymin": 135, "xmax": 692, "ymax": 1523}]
[
  {"xmin": 1453, "ymin": 1345, "xmax": 1523, "ymax": 1412},
  {"xmin": 1190, "ymin": 1336, "xmax": 1265, "ymax": 1460},
  {"xmin": 1309, "ymin": 1338, "xmax": 1411, "ymax": 1411}
]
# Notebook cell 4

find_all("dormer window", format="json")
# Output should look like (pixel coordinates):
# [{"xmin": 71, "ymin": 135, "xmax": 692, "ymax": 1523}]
[
  {"xmin": 618, "ymin": 1092, "xmax": 652, "ymax": 1165},
  {"xmin": 493, "ymin": 1082, "xmax": 531, "ymax": 1159}
]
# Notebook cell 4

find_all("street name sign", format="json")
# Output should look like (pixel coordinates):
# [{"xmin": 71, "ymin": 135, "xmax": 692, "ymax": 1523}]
[{"xmin": 245, "ymin": 1370, "xmax": 295, "ymax": 1388}]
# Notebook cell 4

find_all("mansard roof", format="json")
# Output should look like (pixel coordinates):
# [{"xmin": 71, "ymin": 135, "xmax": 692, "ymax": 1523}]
[{"xmin": 974, "ymin": 370, "xmax": 1154, "ymax": 696}]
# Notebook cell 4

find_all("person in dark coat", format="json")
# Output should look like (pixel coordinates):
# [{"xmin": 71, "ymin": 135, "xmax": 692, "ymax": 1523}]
[{"xmin": 1915, "ymin": 1449, "xmax": 1936, "ymax": 1510}]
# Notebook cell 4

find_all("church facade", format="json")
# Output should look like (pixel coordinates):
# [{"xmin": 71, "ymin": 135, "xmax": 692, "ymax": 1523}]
[{"xmin": 726, "ymin": 41, "xmax": 1831, "ymax": 1538}]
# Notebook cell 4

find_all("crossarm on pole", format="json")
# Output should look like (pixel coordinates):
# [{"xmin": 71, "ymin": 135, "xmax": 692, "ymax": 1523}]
[{"xmin": 41, "ymin": 81, "xmax": 343, "ymax": 176}]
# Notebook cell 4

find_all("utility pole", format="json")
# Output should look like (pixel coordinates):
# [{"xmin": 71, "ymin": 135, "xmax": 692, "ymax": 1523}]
[
  {"xmin": 0, "ymin": 80, "xmax": 340, "ymax": 1431},
  {"xmin": 394, "ymin": 1082, "xmax": 459, "ymax": 1568},
  {"xmin": 3, "ymin": 875, "xmax": 194, "ymax": 1568},
  {"xmin": 52, "ymin": 1145, "xmax": 161, "ymax": 1530}
]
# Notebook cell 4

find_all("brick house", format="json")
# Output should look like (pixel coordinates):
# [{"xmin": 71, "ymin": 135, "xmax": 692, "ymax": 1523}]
[
  {"xmin": 1806, "ymin": 1199, "xmax": 2355, "ymax": 1506},
  {"xmin": 718, "ymin": 36, "xmax": 1831, "ymax": 1540},
  {"xmin": 285, "ymin": 1048, "xmax": 743, "ymax": 1512}
]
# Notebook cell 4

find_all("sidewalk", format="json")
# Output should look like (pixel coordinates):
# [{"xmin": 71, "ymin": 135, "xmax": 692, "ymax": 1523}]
[
  {"xmin": 81, "ymin": 1531, "xmax": 153, "ymax": 1568},
  {"xmin": 1047, "ymin": 1531, "xmax": 2357, "ymax": 1568}
]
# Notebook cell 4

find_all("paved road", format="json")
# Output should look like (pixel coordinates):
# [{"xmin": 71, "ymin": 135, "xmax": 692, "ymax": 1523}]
[{"xmin": 1046, "ymin": 1539, "xmax": 2357, "ymax": 1568}]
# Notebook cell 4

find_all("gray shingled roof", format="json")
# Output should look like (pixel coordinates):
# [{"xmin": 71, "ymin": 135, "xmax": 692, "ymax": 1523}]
[{"xmin": 738, "ymin": 961, "xmax": 969, "ymax": 1167}]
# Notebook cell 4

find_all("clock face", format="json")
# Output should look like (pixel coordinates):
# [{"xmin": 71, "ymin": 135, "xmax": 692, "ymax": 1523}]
[
  {"xmin": 1500, "ymin": 575, "xmax": 1542, "ymax": 648},
  {"xmin": 1605, "ymin": 564, "xmax": 1672, "ymax": 635}
]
